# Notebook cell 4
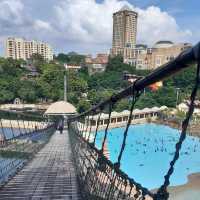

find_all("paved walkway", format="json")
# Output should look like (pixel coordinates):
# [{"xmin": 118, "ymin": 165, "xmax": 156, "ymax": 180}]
[{"xmin": 0, "ymin": 130, "xmax": 81, "ymax": 200}]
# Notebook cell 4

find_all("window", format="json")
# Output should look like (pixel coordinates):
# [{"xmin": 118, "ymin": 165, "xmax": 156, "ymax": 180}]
[
  {"xmin": 135, "ymin": 115, "xmax": 139, "ymax": 119},
  {"xmin": 123, "ymin": 116, "xmax": 128, "ymax": 121},
  {"xmin": 140, "ymin": 114, "xmax": 144, "ymax": 118},
  {"xmin": 111, "ymin": 118, "xmax": 116, "ymax": 123},
  {"xmin": 156, "ymin": 58, "xmax": 161, "ymax": 65},
  {"xmin": 104, "ymin": 119, "xmax": 109, "ymax": 124},
  {"xmin": 90, "ymin": 120, "xmax": 96, "ymax": 126},
  {"xmin": 117, "ymin": 117, "xmax": 122, "ymax": 122}
]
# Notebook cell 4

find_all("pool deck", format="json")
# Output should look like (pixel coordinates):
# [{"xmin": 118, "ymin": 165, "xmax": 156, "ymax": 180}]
[
  {"xmin": 168, "ymin": 173, "xmax": 200, "ymax": 200},
  {"xmin": 155, "ymin": 119, "xmax": 200, "ymax": 138}
]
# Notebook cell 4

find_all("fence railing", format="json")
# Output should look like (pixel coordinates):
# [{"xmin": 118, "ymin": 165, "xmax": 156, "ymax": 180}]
[
  {"xmin": 68, "ymin": 42, "xmax": 200, "ymax": 200},
  {"xmin": 0, "ymin": 110, "xmax": 56, "ymax": 186}
]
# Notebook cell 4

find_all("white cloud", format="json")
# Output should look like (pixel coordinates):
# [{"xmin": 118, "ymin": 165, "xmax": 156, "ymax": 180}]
[
  {"xmin": 53, "ymin": 0, "xmax": 192, "ymax": 49},
  {"xmin": 0, "ymin": 0, "xmax": 54, "ymax": 45},
  {"xmin": 53, "ymin": 0, "xmax": 123, "ymax": 44},
  {"xmin": 136, "ymin": 6, "xmax": 192, "ymax": 45},
  {"xmin": 34, "ymin": 20, "xmax": 52, "ymax": 31},
  {"xmin": 0, "ymin": 0, "xmax": 194, "ymax": 55},
  {"xmin": 0, "ymin": 0, "xmax": 24, "ymax": 25}
]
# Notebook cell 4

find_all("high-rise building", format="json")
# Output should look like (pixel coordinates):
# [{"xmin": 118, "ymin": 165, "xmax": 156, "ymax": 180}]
[
  {"xmin": 5, "ymin": 37, "xmax": 53, "ymax": 61},
  {"xmin": 111, "ymin": 5, "xmax": 138, "ymax": 57}
]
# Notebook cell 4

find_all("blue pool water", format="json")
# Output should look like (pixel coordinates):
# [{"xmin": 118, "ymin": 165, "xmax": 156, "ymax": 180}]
[{"xmin": 95, "ymin": 123, "xmax": 200, "ymax": 189}]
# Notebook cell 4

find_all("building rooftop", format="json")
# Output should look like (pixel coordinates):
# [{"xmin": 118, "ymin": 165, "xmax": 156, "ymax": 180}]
[
  {"xmin": 154, "ymin": 41, "xmax": 174, "ymax": 48},
  {"xmin": 156, "ymin": 41, "xmax": 174, "ymax": 45},
  {"xmin": 136, "ymin": 44, "xmax": 148, "ymax": 49},
  {"xmin": 85, "ymin": 54, "xmax": 109, "ymax": 64}
]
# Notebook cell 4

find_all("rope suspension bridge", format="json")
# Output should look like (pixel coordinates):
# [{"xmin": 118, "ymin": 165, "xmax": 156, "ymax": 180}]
[{"xmin": 0, "ymin": 42, "xmax": 200, "ymax": 199}]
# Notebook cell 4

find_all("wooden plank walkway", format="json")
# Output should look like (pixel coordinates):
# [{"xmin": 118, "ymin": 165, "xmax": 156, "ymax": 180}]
[{"xmin": 0, "ymin": 130, "xmax": 81, "ymax": 200}]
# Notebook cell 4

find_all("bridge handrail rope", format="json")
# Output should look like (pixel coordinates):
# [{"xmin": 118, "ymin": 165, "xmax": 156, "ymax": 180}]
[
  {"xmin": 155, "ymin": 52, "xmax": 200, "ymax": 200},
  {"xmin": 93, "ymin": 112, "xmax": 102, "ymax": 146},
  {"xmin": 0, "ymin": 110, "xmax": 56, "ymax": 185},
  {"xmin": 68, "ymin": 42, "xmax": 200, "ymax": 200},
  {"xmin": 0, "ymin": 109, "xmax": 44, "ymax": 121},
  {"xmin": 0, "ymin": 110, "xmax": 56, "ymax": 140}
]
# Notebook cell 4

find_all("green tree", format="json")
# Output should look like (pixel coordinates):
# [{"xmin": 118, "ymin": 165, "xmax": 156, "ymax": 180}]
[
  {"xmin": 55, "ymin": 53, "xmax": 85, "ymax": 65},
  {"xmin": 77, "ymin": 99, "xmax": 91, "ymax": 113},
  {"xmin": 17, "ymin": 81, "xmax": 37, "ymax": 102},
  {"xmin": 115, "ymin": 99, "xmax": 130, "ymax": 112}
]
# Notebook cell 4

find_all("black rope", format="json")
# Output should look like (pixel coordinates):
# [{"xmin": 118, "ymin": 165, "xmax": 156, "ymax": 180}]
[
  {"xmin": 93, "ymin": 112, "xmax": 102, "ymax": 146},
  {"xmin": 22, "ymin": 118, "xmax": 26, "ymax": 135},
  {"xmin": 155, "ymin": 61, "xmax": 200, "ymax": 200},
  {"xmin": 87, "ymin": 114, "xmax": 94, "ymax": 142},
  {"xmin": 74, "ymin": 121, "xmax": 79, "ymax": 136},
  {"xmin": 16, "ymin": 115, "xmax": 22, "ymax": 137},
  {"xmin": 0, "ymin": 119, "xmax": 6, "ymax": 144},
  {"xmin": 81, "ymin": 116, "xmax": 86, "ymax": 137},
  {"xmin": 116, "ymin": 80, "xmax": 142, "ymax": 168},
  {"xmin": 101, "ymin": 102, "xmax": 113, "ymax": 153},
  {"xmin": 27, "ymin": 120, "xmax": 31, "ymax": 134},
  {"xmin": 83, "ymin": 115, "xmax": 90, "ymax": 139},
  {"xmin": 80, "ymin": 117, "xmax": 85, "ymax": 136},
  {"xmin": 31, "ymin": 121, "xmax": 35, "ymax": 133},
  {"xmin": 8, "ymin": 112, "xmax": 15, "ymax": 139},
  {"xmin": 77, "ymin": 120, "xmax": 82, "ymax": 136}
]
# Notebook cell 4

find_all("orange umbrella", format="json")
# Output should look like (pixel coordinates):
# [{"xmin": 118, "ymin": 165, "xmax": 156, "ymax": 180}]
[{"xmin": 148, "ymin": 81, "xmax": 163, "ymax": 91}]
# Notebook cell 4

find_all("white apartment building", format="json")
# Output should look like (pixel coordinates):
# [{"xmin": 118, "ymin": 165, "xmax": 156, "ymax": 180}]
[{"xmin": 5, "ymin": 37, "xmax": 53, "ymax": 61}]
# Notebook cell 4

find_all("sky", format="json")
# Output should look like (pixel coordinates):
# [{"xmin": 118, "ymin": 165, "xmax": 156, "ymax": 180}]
[{"xmin": 0, "ymin": 0, "xmax": 199, "ymax": 56}]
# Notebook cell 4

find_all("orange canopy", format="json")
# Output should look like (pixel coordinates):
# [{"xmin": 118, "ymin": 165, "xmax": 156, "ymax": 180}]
[{"xmin": 148, "ymin": 81, "xmax": 163, "ymax": 91}]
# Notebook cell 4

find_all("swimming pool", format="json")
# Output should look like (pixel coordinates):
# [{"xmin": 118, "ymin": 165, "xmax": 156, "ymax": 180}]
[{"xmin": 95, "ymin": 123, "xmax": 200, "ymax": 190}]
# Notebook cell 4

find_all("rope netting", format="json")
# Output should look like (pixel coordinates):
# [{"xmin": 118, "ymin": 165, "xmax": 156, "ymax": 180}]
[
  {"xmin": 0, "ymin": 110, "xmax": 56, "ymax": 186},
  {"xmin": 68, "ymin": 43, "xmax": 200, "ymax": 200}
]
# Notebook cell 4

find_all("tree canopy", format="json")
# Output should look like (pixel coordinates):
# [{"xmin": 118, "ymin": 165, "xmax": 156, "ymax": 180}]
[{"xmin": 0, "ymin": 55, "xmax": 198, "ymax": 113}]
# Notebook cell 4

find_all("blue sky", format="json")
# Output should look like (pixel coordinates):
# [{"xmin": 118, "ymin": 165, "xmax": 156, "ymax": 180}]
[
  {"xmin": 0, "ymin": 0, "xmax": 199, "ymax": 56},
  {"xmin": 129, "ymin": 0, "xmax": 199, "ymax": 26}
]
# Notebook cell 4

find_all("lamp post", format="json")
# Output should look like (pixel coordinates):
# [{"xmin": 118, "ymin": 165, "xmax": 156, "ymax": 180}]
[{"xmin": 64, "ymin": 65, "xmax": 68, "ymax": 102}]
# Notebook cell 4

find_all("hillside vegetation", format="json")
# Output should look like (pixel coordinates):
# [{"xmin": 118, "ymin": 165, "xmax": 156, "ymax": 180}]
[{"xmin": 0, "ymin": 54, "xmax": 198, "ymax": 113}]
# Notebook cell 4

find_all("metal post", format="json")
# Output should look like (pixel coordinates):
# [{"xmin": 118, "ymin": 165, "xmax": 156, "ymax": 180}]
[{"xmin": 64, "ymin": 72, "xmax": 67, "ymax": 102}]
